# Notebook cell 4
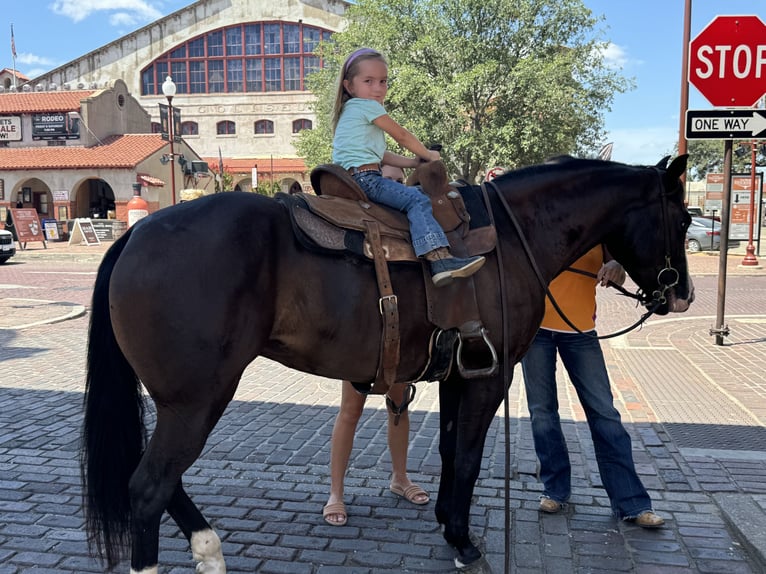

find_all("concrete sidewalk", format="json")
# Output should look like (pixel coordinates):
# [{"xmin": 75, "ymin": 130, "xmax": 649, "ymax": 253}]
[{"xmin": 1, "ymin": 241, "xmax": 766, "ymax": 572}]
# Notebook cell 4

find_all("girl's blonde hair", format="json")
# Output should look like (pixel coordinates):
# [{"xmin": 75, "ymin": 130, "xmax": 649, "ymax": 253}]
[{"xmin": 331, "ymin": 48, "xmax": 386, "ymax": 132}]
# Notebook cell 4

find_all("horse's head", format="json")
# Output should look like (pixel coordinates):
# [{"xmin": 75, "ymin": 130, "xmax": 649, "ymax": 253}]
[{"xmin": 604, "ymin": 155, "xmax": 694, "ymax": 315}]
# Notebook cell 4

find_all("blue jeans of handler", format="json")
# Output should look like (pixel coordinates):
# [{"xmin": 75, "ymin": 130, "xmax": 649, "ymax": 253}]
[
  {"xmin": 353, "ymin": 170, "xmax": 449, "ymax": 257},
  {"xmin": 521, "ymin": 328, "xmax": 653, "ymax": 519}
]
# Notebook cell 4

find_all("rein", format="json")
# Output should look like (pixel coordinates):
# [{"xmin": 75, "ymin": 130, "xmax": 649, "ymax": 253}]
[{"xmin": 479, "ymin": 180, "xmax": 514, "ymax": 574}]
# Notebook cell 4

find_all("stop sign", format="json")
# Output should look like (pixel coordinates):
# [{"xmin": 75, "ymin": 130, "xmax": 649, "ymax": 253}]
[{"xmin": 689, "ymin": 15, "xmax": 766, "ymax": 107}]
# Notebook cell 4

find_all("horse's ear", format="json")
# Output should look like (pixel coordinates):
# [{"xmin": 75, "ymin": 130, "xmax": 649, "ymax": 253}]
[
  {"xmin": 666, "ymin": 154, "xmax": 689, "ymax": 180},
  {"xmin": 655, "ymin": 155, "xmax": 672, "ymax": 169}
]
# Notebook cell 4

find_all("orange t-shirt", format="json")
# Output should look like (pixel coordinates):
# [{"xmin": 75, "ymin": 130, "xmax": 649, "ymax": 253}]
[{"xmin": 540, "ymin": 246, "xmax": 603, "ymax": 332}]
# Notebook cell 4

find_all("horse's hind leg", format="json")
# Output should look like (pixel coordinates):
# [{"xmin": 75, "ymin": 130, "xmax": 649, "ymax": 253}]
[
  {"xmin": 129, "ymin": 406, "xmax": 226, "ymax": 574},
  {"xmin": 167, "ymin": 483, "xmax": 225, "ymax": 574}
]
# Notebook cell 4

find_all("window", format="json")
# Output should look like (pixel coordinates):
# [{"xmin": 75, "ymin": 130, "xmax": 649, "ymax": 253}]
[
  {"xmin": 246, "ymin": 60, "xmax": 262, "ymax": 92},
  {"xmin": 170, "ymin": 62, "xmax": 187, "ymax": 93},
  {"xmin": 208, "ymin": 60, "xmax": 225, "ymax": 93},
  {"xmin": 151, "ymin": 122, "xmax": 162, "ymax": 133},
  {"xmin": 283, "ymin": 24, "xmax": 300, "ymax": 54},
  {"xmin": 292, "ymin": 119, "xmax": 312, "ymax": 133},
  {"xmin": 39, "ymin": 193, "xmax": 49, "ymax": 215},
  {"xmin": 265, "ymin": 58, "xmax": 281, "ymax": 91},
  {"xmin": 303, "ymin": 28, "xmax": 320, "ymax": 52},
  {"xmin": 142, "ymin": 67, "xmax": 155, "ymax": 94},
  {"xmin": 188, "ymin": 37, "xmax": 205, "ymax": 58},
  {"xmin": 217, "ymin": 121, "xmax": 236, "ymax": 135},
  {"xmin": 226, "ymin": 28, "xmax": 242, "ymax": 56},
  {"xmin": 254, "ymin": 120, "xmax": 274, "ymax": 135},
  {"xmin": 181, "ymin": 122, "xmax": 199, "ymax": 136},
  {"xmin": 142, "ymin": 22, "xmax": 331, "ymax": 95},
  {"xmin": 264, "ymin": 24, "xmax": 281, "ymax": 55},
  {"xmin": 284, "ymin": 57, "xmax": 301, "ymax": 91},
  {"xmin": 227, "ymin": 59, "xmax": 243, "ymax": 92},
  {"xmin": 189, "ymin": 61, "xmax": 206, "ymax": 93},
  {"xmin": 207, "ymin": 31, "xmax": 224, "ymax": 57},
  {"xmin": 245, "ymin": 24, "xmax": 261, "ymax": 55}
]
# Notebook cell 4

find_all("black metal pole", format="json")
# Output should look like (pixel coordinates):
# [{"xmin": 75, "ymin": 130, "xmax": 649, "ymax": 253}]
[{"xmin": 713, "ymin": 140, "xmax": 733, "ymax": 346}]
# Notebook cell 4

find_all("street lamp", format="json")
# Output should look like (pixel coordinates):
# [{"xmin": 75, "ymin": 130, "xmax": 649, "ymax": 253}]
[{"xmin": 162, "ymin": 75, "xmax": 177, "ymax": 205}]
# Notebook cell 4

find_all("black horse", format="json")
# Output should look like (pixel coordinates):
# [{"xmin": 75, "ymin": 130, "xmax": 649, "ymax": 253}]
[{"xmin": 82, "ymin": 155, "xmax": 693, "ymax": 572}]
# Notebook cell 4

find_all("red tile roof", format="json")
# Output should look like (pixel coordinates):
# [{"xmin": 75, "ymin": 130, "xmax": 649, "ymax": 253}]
[
  {"xmin": 0, "ymin": 68, "xmax": 30, "ymax": 82},
  {"xmin": 0, "ymin": 90, "xmax": 99, "ymax": 114},
  {"xmin": 202, "ymin": 156, "xmax": 308, "ymax": 174},
  {"xmin": 0, "ymin": 134, "xmax": 167, "ymax": 169},
  {"xmin": 138, "ymin": 174, "xmax": 166, "ymax": 187}
]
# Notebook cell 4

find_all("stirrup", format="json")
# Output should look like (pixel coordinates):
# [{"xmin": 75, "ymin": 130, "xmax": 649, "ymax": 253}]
[{"xmin": 456, "ymin": 328, "xmax": 499, "ymax": 379}]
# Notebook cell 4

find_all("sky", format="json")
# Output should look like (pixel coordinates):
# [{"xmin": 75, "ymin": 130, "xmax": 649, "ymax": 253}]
[{"xmin": 5, "ymin": 0, "xmax": 766, "ymax": 165}]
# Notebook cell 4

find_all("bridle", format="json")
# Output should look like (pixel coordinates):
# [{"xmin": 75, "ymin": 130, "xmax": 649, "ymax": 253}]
[{"xmin": 483, "ymin": 166, "xmax": 683, "ymax": 340}]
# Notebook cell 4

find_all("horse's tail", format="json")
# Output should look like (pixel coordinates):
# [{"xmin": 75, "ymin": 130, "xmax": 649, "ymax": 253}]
[{"xmin": 81, "ymin": 228, "xmax": 145, "ymax": 568}]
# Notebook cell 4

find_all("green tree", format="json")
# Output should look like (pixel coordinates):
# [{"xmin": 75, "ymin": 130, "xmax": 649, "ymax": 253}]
[
  {"xmin": 296, "ymin": 0, "xmax": 632, "ymax": 181},
  {"xmin": 680, "ymin": 139, "xmax": 766, "ymax": 181},
  {"xmin": 212, "ymin": 169, "xmax": 234, "ymax": 192}
]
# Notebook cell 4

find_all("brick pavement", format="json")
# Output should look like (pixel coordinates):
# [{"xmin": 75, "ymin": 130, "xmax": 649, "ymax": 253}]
[{"xmin": 1, "ymin": 242, "xmax": 765, "ymax": 573}]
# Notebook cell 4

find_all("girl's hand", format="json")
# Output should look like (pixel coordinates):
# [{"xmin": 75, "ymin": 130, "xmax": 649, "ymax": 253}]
[{"xmin": 425, "ymin": 149, "xmax": 440, "ymax": 162}]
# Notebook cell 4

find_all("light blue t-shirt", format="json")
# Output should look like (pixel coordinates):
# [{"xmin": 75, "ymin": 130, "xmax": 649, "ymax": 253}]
[{"xmin": 332, "ymin": 98, "xmax": 387, "ymax": 169}]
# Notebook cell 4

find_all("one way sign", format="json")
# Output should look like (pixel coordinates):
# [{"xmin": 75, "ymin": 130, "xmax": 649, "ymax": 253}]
[{"xmin": 686, "ymin": 109, "xmax": 766, "ymax": 140}]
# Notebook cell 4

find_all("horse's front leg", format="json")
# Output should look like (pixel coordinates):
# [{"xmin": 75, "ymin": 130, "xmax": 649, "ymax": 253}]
[
  {"xmin": 438, "ymin": 373, "xmax": 506, "ymax": 568},
  {"xmin": 436, "ymin": 376, "xmax": 460, "ymax": 527}
]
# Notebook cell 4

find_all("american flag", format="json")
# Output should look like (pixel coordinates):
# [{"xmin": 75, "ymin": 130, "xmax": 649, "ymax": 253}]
[{"xmin": 10, "ymin": 24, "xmax": 16, "ymax": 59}]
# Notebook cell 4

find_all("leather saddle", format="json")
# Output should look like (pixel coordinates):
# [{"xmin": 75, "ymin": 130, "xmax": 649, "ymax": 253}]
[
  {"xmin": 277, "ymin": 160, "xmax": 499, "ymax": 393},
  {"xmin": 293, "ymin": 161, "xmax": 497, "ymax": 262}
]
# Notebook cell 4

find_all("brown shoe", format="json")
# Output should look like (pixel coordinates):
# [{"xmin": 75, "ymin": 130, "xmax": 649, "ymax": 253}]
[
  {"xmin": 539, "ymin": 496, "xmax": 561, "ymax": 513},
  {"xmin": 633, "ymin": 511, "xmax": 665, "ymax": 528}
]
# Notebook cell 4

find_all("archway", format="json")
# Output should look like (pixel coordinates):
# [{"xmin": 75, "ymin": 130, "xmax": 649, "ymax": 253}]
[{"xmin": 74, "ymin": 178, "xmax": 115, "ymax": 219}]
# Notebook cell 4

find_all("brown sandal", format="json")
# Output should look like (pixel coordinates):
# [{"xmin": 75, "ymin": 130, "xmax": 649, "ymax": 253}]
[
  {"xmin": 390, "ymin": 483, "xmax": 430, "ymax": 505},
  {"xmin": 322, "ymin": 501, "xmax": 347, "ymax": 526}
]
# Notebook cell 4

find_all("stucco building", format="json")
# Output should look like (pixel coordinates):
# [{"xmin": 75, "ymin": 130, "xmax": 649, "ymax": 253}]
[
  {"xmin": 31, "ymin": 0, "xmax": 347, "ymax": 194},
  {"xmin": 1, "ymin": 0, "xmax": 348, "ymax": 231}
]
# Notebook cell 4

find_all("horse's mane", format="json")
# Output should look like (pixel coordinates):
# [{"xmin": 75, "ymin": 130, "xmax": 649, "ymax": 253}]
[{"xmin": 490, "ymin": 155, "xmax": 617, "ymax": 187}]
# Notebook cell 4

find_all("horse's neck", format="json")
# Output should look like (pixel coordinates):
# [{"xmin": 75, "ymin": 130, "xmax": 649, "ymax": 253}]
[{"xmin": 509, "ymin": 170, "xmax": 635, "ymax": 284}]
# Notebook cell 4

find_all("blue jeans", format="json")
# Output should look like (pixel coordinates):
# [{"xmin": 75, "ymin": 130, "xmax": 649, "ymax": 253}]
[
  {"xmin": 521, "ymin": 329, "xmax": 653, "ymax": 519},
  {"xmin": 352, "ymin": 170, "xmax": 448, "ymax": 257}
]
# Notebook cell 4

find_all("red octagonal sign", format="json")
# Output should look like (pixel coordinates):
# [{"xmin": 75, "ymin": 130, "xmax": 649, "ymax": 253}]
[{"xmin": 689, "ymin": 15, "xmax": 766, "ymax": 107}]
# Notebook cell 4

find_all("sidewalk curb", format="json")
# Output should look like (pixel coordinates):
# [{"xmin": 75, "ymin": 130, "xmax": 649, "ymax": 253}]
[
  {"xmin": 713, "ymin": 493, "xmax": 766, "ymax": 572},
  {"xmin": 0, "ymin": 298, "xmax": 86, "ymax": 330}
]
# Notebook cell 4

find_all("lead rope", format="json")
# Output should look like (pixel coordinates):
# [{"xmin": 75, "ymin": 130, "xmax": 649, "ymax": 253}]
[{"xmin": 479, "ymin": 182, "xmax": 512, "ymax": 574}]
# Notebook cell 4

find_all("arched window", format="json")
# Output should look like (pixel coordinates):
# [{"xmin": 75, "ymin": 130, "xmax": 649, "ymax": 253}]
[
  {"xmin": 217, "ymin": 120, "xmax": 236, "ymax": 135},
  {"xmin": 254, "ymin": 119, "xmax": 274, "ymax": 135},
  {"xmin": 141, "ymin": 22, "xmax": 332, "ymax": 95},
  {"xmin": 292, "ymin": 119, "xmax": 312, "ymax": 133},
  {"xmin": 181, "ymin": 122, "xmax": 199, "ymax": 136}
]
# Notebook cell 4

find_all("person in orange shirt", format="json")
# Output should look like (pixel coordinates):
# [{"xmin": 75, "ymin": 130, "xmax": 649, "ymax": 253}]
[{"xmin": 521, "ymin": 246, "xmax": 665, "ymax": 528}]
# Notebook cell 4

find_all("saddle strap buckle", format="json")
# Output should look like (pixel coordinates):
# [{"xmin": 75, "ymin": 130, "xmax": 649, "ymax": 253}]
[
  {"xmin": 379, "ymin": 294, "xmax": 398, "ymax": 315},
  {"xmin": 456, "ymin": 327, "xmax": 499, "ymax": 379}
]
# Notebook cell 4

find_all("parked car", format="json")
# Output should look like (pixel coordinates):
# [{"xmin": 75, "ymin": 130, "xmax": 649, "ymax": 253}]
[
  {"xmin": 686, "ymin": 216, "xmax": 741, "ymax": 252},
  {"xmin": 687, "ymin": 206, "xmax": 721, "ymax": 222},
  {"xmin": 0, "ymin": 228, "xmax": 16, "ymax": 263}
]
